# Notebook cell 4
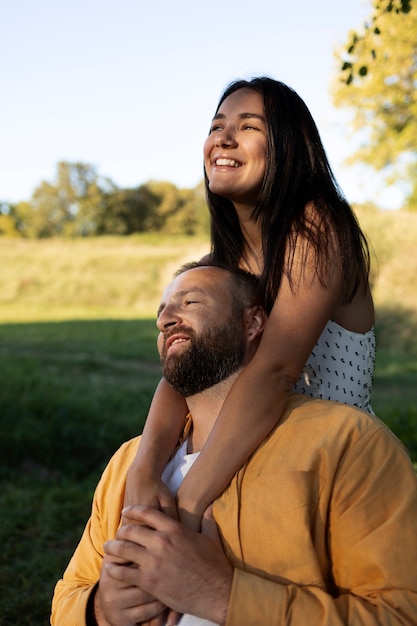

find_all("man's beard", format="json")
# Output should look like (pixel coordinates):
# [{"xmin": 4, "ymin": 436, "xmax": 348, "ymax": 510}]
[{"xmin": 161, "ymin": 322, "xmax": 246, "ymax": 397}]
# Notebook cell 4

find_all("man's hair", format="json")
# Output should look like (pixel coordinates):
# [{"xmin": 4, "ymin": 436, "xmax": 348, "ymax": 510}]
[{"xmin": 174, "ymin": 261, "xmax": 261, "ymax": 317}]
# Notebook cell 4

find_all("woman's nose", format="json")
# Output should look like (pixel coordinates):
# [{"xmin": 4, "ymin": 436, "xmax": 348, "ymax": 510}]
[{"xmin": 214, "ymin": 129, "xmax": 237, "ymax": 148}]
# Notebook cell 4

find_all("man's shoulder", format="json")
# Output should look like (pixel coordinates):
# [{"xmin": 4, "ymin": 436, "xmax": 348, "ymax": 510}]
[
  {"xmin": 254, "ymin": 394, "xmax": 407, "ymax": 470},
  {"xmin": 283, "ymin": 394, "xmax": 385, "ymax": 436},
  {"xmin": 100, "ymin": 435, "xmax": 142, "ymax": 481}
]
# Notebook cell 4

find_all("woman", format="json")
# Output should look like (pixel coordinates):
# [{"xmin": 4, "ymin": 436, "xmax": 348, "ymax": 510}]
[{"xmin": 124, "ymin": 77, "xmax": 375, "ymax": 530}]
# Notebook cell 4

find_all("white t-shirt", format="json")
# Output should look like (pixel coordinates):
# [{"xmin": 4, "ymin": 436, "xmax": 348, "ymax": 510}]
[
  {"xmin": 161, "ymin": 440, "xmax": 219, "ymax": 626},
  {"xmin": 161, "ymin": 439, "xmax": 199, "ymax": 496}
]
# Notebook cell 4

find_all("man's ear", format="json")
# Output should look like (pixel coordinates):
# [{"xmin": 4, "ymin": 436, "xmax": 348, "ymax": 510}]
[{"xmin": 245, "ymin": 305, "xmax": 267, "ymax": 342}]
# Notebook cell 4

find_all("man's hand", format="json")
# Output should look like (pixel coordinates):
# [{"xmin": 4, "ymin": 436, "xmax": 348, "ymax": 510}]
[
  {"xmin": 118, "ymin": 468, "xmax": 179, "ymax": 624},
  {"xmin": 104, "ymin": 505, "xmax": 233, "ymax": 626},
  {"xmin": 94, "ymin": 554, "xmax": 167, "ymax": 626}
]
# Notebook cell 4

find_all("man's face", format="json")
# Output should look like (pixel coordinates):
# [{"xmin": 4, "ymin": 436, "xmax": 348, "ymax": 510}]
[{"xmin": 157, "ymin": 267, "xmax": 247, "ymax": 397}]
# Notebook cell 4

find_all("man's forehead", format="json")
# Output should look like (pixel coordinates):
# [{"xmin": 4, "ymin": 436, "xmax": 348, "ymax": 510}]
[{"xmin": 161, "ymin": 266, "xmax": 229, "ymax": 301}]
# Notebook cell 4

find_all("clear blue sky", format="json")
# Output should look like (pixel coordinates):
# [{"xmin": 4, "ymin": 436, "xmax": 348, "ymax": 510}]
[{"xmin": 0, "ymin": 0, "xmax": 403, "ymax": 209}]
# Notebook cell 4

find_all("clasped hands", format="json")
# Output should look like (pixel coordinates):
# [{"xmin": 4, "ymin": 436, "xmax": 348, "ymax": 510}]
[{"xmin": 96, "ymin": 503, "xmax": 233, "ymax": 626}]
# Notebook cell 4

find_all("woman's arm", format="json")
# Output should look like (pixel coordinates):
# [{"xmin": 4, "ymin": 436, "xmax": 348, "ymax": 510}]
[
  {"xmin": 123, "ymin": 253, "xmax": 212, "ymax": 518},
  {"xmin": 123, "ymin": 377, "xmax": 188, "ymax": 518},
  {"xmin": 177, "ymin": 243, "xmax": 344, "ymax": 529}
]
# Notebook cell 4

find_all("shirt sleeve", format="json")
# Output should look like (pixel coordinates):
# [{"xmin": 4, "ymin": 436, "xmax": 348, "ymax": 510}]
[
  {"xmin": 51, "ymin": 438, "xmax": 138, "ymax": 626},
  {"xmin": 225, "ymin": 426, "xmax": 417, "ymax": 625}
]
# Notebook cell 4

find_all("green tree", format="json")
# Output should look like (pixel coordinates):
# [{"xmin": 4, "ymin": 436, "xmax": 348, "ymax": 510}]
[
  {"xmin": 333, "ymin": 0, "xmax": 417, "ymax": 209},
  {"xmin": 10, "ymin": 159, "xmax": 209, "ymax": 237},
  {"xmin": 102, "ymin": 180, "xmax": 209, "ymax": 236},
  {"xmin": 0, "ymin": 204, "xmax": 20, "ymax": 236},
  {"xmin": 101, "ymin": 185, "xmax": 161, "ymax": 234},
  {"xmin": 163, "ymin": 181, "xmax": 209, "ymax": 235},
  {"xmin": 8, "ymin": 201, "xmax": 33, "ymax": 237},
  {"xmin": 27, "ymin": 161, "xmax": 112, "ymax": 237},
  {"xmin": 144, "ymin": 180, "xmax": 182, "ymax": 231}
]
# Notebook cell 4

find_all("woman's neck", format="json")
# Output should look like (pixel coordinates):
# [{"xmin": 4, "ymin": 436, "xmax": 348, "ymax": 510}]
[
  {"xmin": 239, "ymin": 247, "xmax": 263, "ymax": 275},
  {"xmin": 238, "ymin": 216, "xmax": 263, "ymax": 275}
]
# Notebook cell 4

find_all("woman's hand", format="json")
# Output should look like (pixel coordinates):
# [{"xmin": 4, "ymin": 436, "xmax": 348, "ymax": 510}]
[
  {"xmin": 176, "ymin": 483, "xmax": 206, "ymax": 532},
  {"xmin": 122, "ymin": 466, "xmax": 178, "ymax": 525}
]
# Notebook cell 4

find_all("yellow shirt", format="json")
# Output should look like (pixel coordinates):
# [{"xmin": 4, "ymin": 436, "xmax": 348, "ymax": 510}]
[{"xmin": 51, "ymin": 395, "xmax": 417, "ymax": 625}]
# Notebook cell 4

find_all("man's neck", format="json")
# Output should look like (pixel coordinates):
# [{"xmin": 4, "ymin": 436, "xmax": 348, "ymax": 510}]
[{"xmin": 185, "ymin": 372, "xmax": 240, "ymax": 453}]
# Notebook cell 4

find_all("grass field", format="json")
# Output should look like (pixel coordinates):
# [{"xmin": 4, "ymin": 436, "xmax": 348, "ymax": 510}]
[{"xmin": 1, "ymin": 211, "xmax": 416, "ymax": 624}]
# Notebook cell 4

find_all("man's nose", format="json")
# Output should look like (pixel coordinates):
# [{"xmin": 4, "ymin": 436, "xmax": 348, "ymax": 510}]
[{"xmin": 156, "ymin": 305, "xmax": 181, "ymax": 331}]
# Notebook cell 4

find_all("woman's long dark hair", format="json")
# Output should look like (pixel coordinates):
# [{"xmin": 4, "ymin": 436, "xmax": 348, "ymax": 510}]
[{"xmin": 206, "ymin": 77, "xmax": 370, "ymax": 313}]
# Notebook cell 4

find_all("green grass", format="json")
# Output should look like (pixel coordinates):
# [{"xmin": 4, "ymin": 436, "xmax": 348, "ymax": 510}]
[
  {"xmin": 0, "ymin": 319, "xmax": 160, "ymax": 479},
  {"xmin": 1, "ymin": 478, "xmax": 94, "ymax": 623},
  {"xmin": 0, "ymin": 222, "xmax": 416, "ymax": 624},
  {"xmin": 0, "ymin": 318, "xmax": 162, "ymax": 625}
]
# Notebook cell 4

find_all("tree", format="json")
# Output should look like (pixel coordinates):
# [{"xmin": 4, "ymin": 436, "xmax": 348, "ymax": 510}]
[
  {"xmin": 142, "ymin": 180, "xmax": 206, "ymax": 234},
  {"xmin": 339, "ymin": 0, "xmax": 412, "ymax": 85},
  {"xmin": 11, "ymin": 201, "xmax": 35, "ymax": 237},
  {"xmin": 332, "ymin": 0, "xmax": 417, "ymax": 209},
  {"xmin": 5, "ymin": 158, "xmax": 209, "ymax": 237},
  {"xmin": 101, "ymin": 185, "xmax": 161, "ymax": 234},
  {"xmin": 27, "ymin": 161, "xmax": 113, "ymax": 237},
  {"xmin": 0, "ymin": 203, "xmax": 20, "ymax": 237},
  {"xmin": 162, "ymin": 181, "xmax": 209, "ymax": 235}
]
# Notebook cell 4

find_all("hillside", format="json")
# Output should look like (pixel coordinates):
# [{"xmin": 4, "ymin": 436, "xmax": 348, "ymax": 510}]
[
  {"xmin": 355, "ymin": 206, "xmax": 417, "ymax": 354},
  {"xmin": 0, "ymin": 234, "xmax": 210, "ymax": 321},
  {"xmin": 1, "ymin": 208, "xmax": 416, "ymax": 341}
]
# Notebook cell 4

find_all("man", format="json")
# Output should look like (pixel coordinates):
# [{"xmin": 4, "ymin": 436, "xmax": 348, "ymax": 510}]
[{"xmin": 51, "ymin": 263, "xmax": 417, "ymax": 626}]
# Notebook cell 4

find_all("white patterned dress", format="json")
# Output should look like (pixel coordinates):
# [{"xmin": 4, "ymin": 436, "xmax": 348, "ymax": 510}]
[{"xmin": 293, "ymin": 320, "xmax": 376, "ymax": 413}]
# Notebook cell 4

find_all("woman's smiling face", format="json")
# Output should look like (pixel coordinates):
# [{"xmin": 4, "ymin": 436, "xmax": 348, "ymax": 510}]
[{"xmin": 203, "ymin": 88, "xmax": 268, "ymax": 211}]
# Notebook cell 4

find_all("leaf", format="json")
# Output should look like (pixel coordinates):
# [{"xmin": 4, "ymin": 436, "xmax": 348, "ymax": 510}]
[
  {"xmin": 401, "ymin": 0, "xmax": 412, "ymax": 13},
  {"xmin": 334, "ymin": 0, "xmax": 417, "ymax": 205}
]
